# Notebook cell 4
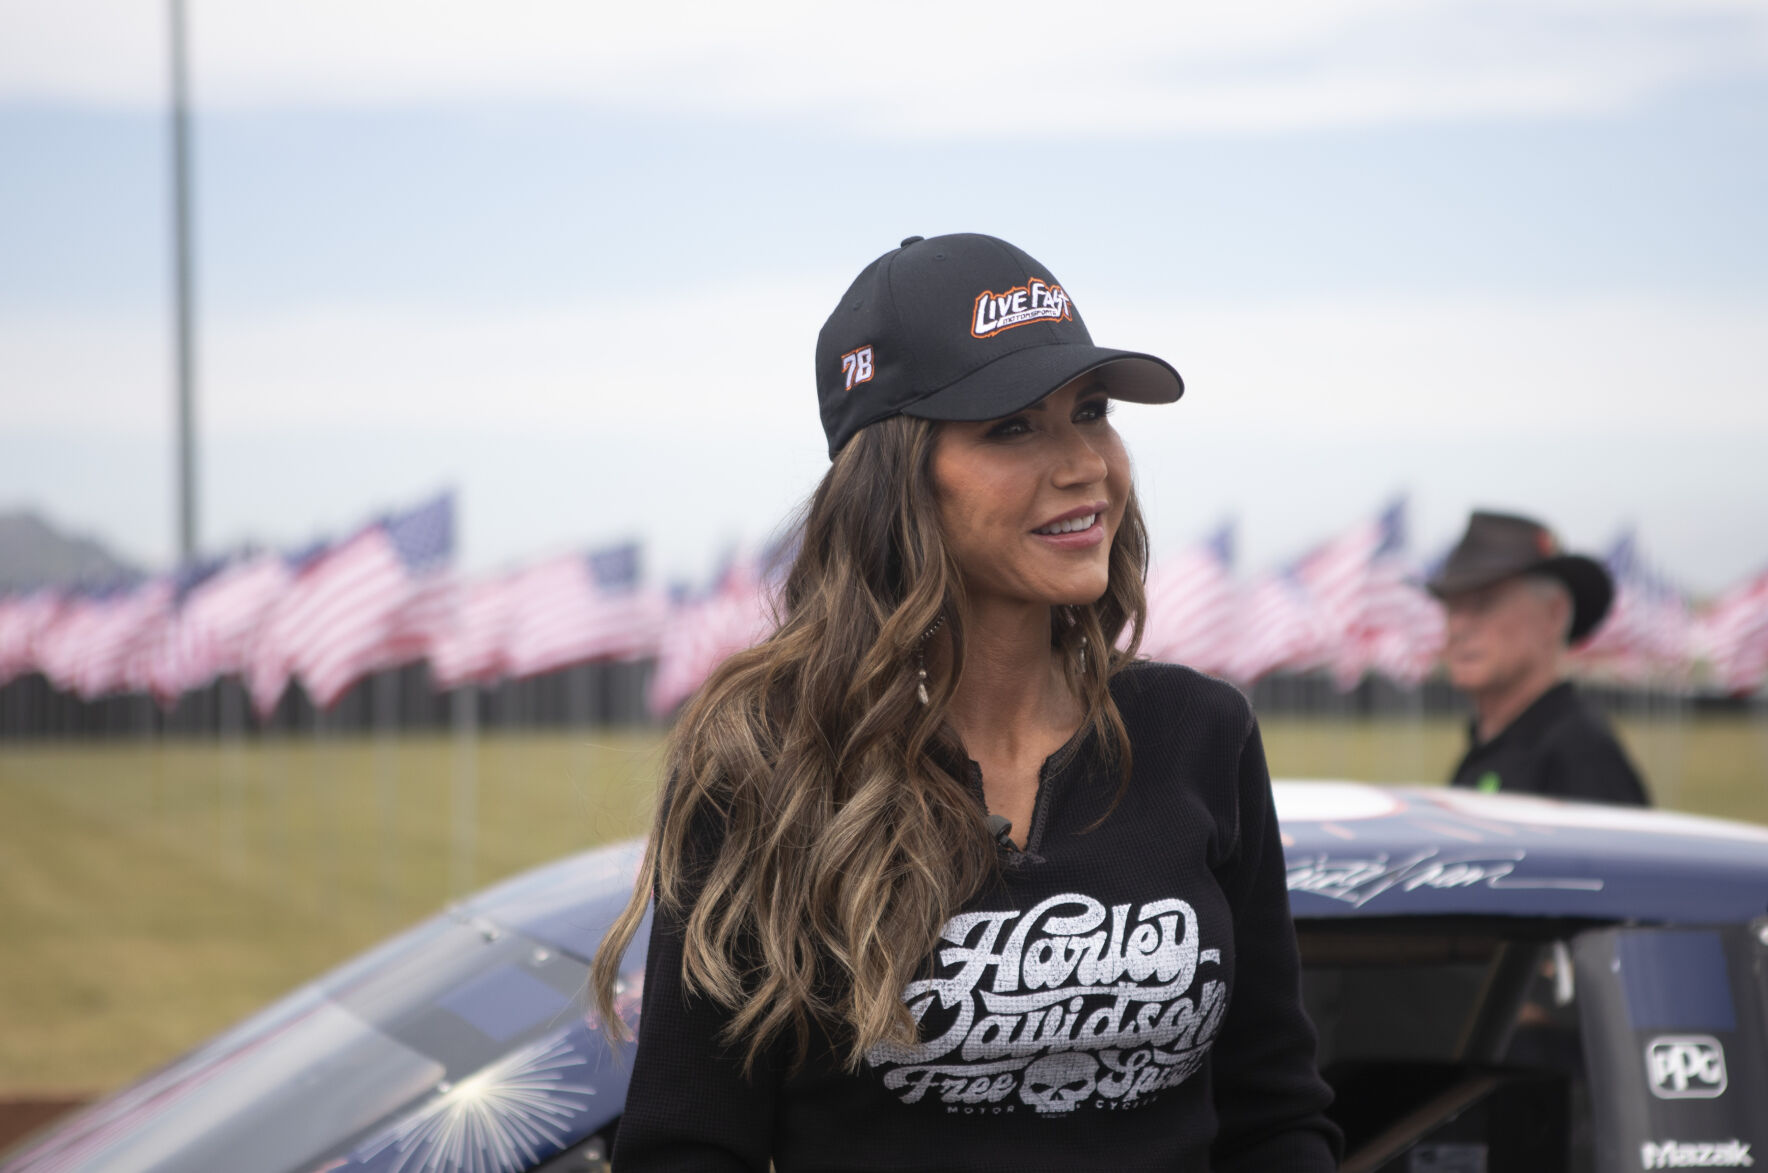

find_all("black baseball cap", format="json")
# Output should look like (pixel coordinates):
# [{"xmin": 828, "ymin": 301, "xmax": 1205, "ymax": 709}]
[{"xmin": 815, "ymin": 233, "xmax": 1185, "ymax": 457}]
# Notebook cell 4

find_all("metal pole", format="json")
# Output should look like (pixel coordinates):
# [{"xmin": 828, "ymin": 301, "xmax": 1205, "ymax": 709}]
[
  {"xmin": 374, "ymin": 669, "xmax": 399, "ymax": 930},
  {"xmin": 220, "ymin": 675, "xmax": 245, "ymax": 876},
  {"xmin": 315, "ymin": 702, "xmax": 337, "ymax": 919},
  {"xmin": 1756, "ymin": 687, "xmax": 1768, "ymax": 787},
  {"xmin": 170, "ymin": 0, "xmax": 198, "ymax": 561},
  {"xmin": 451, "ymin": 684, "xmax": 479, "ymax": 897}
]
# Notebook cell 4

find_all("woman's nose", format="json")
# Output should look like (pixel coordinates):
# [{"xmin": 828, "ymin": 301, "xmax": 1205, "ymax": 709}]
[{"xmin": 1051, "ymin": 426, "xmax": 1109, "ymax": 487}]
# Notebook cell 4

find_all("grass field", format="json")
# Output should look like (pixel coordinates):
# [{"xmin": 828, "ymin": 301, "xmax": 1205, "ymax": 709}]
[{"xmin": 2, "ymin": 716, "xmax": 1764, "ymax": 1096}]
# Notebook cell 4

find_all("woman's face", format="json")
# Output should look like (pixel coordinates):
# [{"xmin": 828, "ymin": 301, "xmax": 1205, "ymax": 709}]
[{"xmin": 929, "ymin": 373, "xmax": 1131, "ymax": 611}]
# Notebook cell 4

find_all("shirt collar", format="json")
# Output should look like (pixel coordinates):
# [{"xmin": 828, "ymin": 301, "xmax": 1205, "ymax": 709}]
[{"xmin": 1468, "ymin": 679, "xmax": 1579, "ymax": 751}]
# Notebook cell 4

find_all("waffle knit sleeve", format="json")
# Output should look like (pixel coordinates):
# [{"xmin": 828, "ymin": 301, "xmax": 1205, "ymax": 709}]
[
  {"xmin": 611, "ymin": 888, "xmax": 780, "ymax": 1172},
  {"xmin": 1208, "ymin": 714, "xmax": 1344, "ymax": 1172}
]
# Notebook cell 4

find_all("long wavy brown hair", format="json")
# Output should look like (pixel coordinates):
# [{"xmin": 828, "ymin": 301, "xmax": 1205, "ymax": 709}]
[{"xmin": 591, "ymin": 413, "xmax": 1150, "ymax": 1073}]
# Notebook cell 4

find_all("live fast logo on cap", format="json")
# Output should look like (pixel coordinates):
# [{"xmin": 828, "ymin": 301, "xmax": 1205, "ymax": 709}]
[{"xmin": 970, "ymin": 278, "xmax": 1072, "ymax": 338}]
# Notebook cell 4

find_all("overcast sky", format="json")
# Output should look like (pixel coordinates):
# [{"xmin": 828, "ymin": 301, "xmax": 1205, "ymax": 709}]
[{"xmin": 2, "ymin": 0, "xmax": 1765, "ymax": 593}]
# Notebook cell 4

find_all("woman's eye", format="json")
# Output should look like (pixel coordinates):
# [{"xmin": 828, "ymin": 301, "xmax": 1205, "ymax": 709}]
[
  {"xmin": 1076, "ymin": 397, "xmax": 1113, "ymax": 422},
  {"xmin": 986, "ymin": 416, "xmax": 1032, "ymax": 439}
]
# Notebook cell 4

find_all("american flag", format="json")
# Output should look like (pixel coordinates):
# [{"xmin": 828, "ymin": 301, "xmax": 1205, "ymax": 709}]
[
  {"xmin": 1363, "ymin": 571, "xmax": 1446, "ymax": 687},
  {"xmin": 248, "ymin": 493, "xmax": 455, "ymax": 715},
  {"xmin": 501, "ymin": 542, "xmax": 668, "ymax": 680},
  {"xmin": 0, "ymin": 590, "xmax": 65, "ymax": 688},
  {"xmin": 429, "ymin": 568, "xmax": 520, "ymax": 690},
  {"xmin": 1285, "ymin": 499, "xmax": 1444, "ymax": 690},
  {"xmin": 244, "ymin": 541, "xmax": 330, "ymax": 717},
  {"xmin": 375, "ymin": 497, "xmax": 458, "ymax": 672},
  {"xmin": 1292, "ymin": 503, "xmax": 1389, "ymax": 630},
  {"xmin": 1572, "ymin": 531, "xmax": 1692, "ymax": 684},
  {"xmin": 34, "ymin": 577, "xmax": 174, "ymax": 700},
  {"xmin": 1695, "ymin": 565, "xmax": 1768, "ymax": 695},
  {"xmin": 1220, "ymin": 569, "xmax": 1330, "ymax": 685},
  {"xmin": 1142, "ymin": 521, "xmax": 1236, "ymax": 675},
  {"xmin": 1291, "ymin": 500, "xmax": 1386, "ymax": 688},
  {"xmin": 20, "ymin": 491, "xmax": 1768, "ymax": 715},
  {"xmin": 1346, "ymin": 503, "xmax": 1443, "ymax": 687},
  {"xmin": 119, "ymin": 558, "xmax": 226, "ymax": 706},
  {"xmin": 646, "ymin": 547, "xmax": 783, "ymax": 717},
  {"xmin": 145, "ymin": 553, "xmax": 290, "ymax": 704},
  {"xmin": 30, "ymin": 589, "xmax": 107, "ymax": 692}
]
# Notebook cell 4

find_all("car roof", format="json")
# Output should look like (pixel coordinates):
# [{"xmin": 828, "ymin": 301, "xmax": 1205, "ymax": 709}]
[
  {"xmin": 1275, "ymin": 781, "xmax": 1768, "ymax": 924},
  {"xmin": 450, "ymin": 784, "xmax": 1768, "ymax": 964}
]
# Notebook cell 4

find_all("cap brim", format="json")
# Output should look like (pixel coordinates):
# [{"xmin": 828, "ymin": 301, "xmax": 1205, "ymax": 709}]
[{"xmin": 899, "ymin": 343, "xmax": 1183, "ymax": 423}]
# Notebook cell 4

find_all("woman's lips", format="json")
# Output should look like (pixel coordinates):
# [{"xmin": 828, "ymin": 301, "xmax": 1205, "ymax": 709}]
[
  {"xmin": 1031, "ymin": 514, "xmax": 1105, "ymax": 550},
  {"xmin": 1033, "ymin": 502, "xmax": 1107, "ymax": 532}
]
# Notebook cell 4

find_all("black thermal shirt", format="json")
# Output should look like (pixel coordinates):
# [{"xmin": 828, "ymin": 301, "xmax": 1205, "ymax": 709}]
[
  {"xmin": 1449, "ymin": 680, "xmax": 1651, "ymax": 806},
  {"xmin": 614, "ymin": 661, "xmax": 1342, "ymax": 1172}
]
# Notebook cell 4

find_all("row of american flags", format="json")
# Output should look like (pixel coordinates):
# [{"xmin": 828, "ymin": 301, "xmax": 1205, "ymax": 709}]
[
  {"xmin": 2, "ymin": 492, "xmax": 1766, "ymax": 720},
  {"xmin": 1145, "ymin": 502, "xmax": 1768, "ymax": 695}
]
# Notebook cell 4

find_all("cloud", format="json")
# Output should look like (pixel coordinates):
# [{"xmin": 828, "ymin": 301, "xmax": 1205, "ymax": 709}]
[
  {"xmin": 4, "ymin": 0, "xmax": 1765, "ymax": 134},
  {"xmin": 5, "ymin": 283, "xmax": 1765, "ymax": 587},
  {"xmin": 1088, "ymin": 290, "xmax": 1768, "ymax": 442},
  {"xmin": 6, "ymin": 280, "xmax": 1762, "ymax": 441},
  {"xmin": 0, "ymin": 277, "xmax": 828, "ymax": 432}
]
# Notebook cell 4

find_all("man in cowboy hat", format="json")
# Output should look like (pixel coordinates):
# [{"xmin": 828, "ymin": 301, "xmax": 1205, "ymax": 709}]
[{"xmin": 1427, "ymin": 510, "xmax": 1650, "ymax": 806}]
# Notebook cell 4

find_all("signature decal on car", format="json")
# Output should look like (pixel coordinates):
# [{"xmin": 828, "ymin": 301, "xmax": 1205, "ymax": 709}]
[{"xmin": 1285, "ymin": 848, "xmax": 1603, "ymax": 909}]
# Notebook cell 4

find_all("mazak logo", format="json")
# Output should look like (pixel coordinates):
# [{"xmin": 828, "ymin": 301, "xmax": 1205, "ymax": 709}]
[
  {"xmin": 971, "ymin": 279, "xmax": 1071, "ymax": 338},
  {"xmin": 1648, "ymin": 1036, "xmax": 1728, "ymax": 1099},
  {"xmin": 1641, "ymin": 1139, "xmax": 1753, "ymax": 1168}
]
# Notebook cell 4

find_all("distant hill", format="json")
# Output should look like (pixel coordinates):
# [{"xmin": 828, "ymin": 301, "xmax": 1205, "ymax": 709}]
[{"xmin": 0, "ymin": 511, "xmax": 141, "ymax": 593}]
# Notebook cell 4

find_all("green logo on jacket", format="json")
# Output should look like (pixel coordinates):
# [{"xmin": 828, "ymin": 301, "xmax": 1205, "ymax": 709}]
[{"xmin": 1476, "ymin": 770, "xmax": 1502, "ymax": 794}]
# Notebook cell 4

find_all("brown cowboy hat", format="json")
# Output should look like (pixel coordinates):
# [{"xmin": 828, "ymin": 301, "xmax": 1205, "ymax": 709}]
[{"xmin": 1426, "ymin": 510, "xmax": 1614, "ymax": 644}]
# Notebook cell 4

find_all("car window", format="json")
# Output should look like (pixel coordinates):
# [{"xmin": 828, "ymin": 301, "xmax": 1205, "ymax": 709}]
[
  {"xmin": 1301, "ymin": 924, "xmax": 1597, "ymax": 1172},
  {"xmin": 4, "ymin": 917, "xmax": 605, "ymax": 1173}
]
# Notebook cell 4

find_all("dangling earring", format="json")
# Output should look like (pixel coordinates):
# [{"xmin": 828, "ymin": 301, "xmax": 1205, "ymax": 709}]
[
  {"xmin": 1077, "ymin": 633, "xmax": 1089, "ymax": 676},
  {"xmin": 915, "ymin": 614, "xmax": 946, "ymax": 706}
]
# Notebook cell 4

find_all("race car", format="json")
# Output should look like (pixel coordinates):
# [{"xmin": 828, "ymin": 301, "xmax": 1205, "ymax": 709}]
[{"xmin": 6, "ymin": 783, "xmax": 1766, "ymax": 1173}]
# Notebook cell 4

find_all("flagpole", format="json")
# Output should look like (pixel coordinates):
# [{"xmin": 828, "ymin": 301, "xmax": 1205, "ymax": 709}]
[
  {"xmin": 219, "ymin": 674, "xmax": 246, "ymax": 877},
  {"xmin": 314, "ymin": 698, "xmax": 337, "ymax": 920},
  {"xmin": 137, "ymin": 690, "xmax": 154, "ymax": 835},
  {"xmin": 1756, "ymin": 686, "xmax": 1768, "ymax": 785},
  {"xmin": 169, "ymin": 0, "xmax": 198, "ymax": 562},
  {"xmin": 451, "ymin": 683, "xmax": 478, "ymax": 897},
  {"xmin": 373, "ymin": 668, "xmax": 399, "ymax": 931},
  {"xmin": 568, "ymin": 661, "xmax": 592, "ymax": 729},
  {"xmin": 1405, "ymin": 672, "xmax": 1425, "ymax": 783}
]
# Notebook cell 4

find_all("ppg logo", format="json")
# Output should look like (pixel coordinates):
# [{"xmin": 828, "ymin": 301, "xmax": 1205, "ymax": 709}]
[{"xmin": 1647, "ymin": 1036, "xmax": 1728, "ymax": 1099}]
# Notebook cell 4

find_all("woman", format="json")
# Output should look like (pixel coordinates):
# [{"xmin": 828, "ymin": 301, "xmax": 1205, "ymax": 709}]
[{"xmin": 593, "ymin": 233, "xmax": 1341, "ymax": 1171}]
